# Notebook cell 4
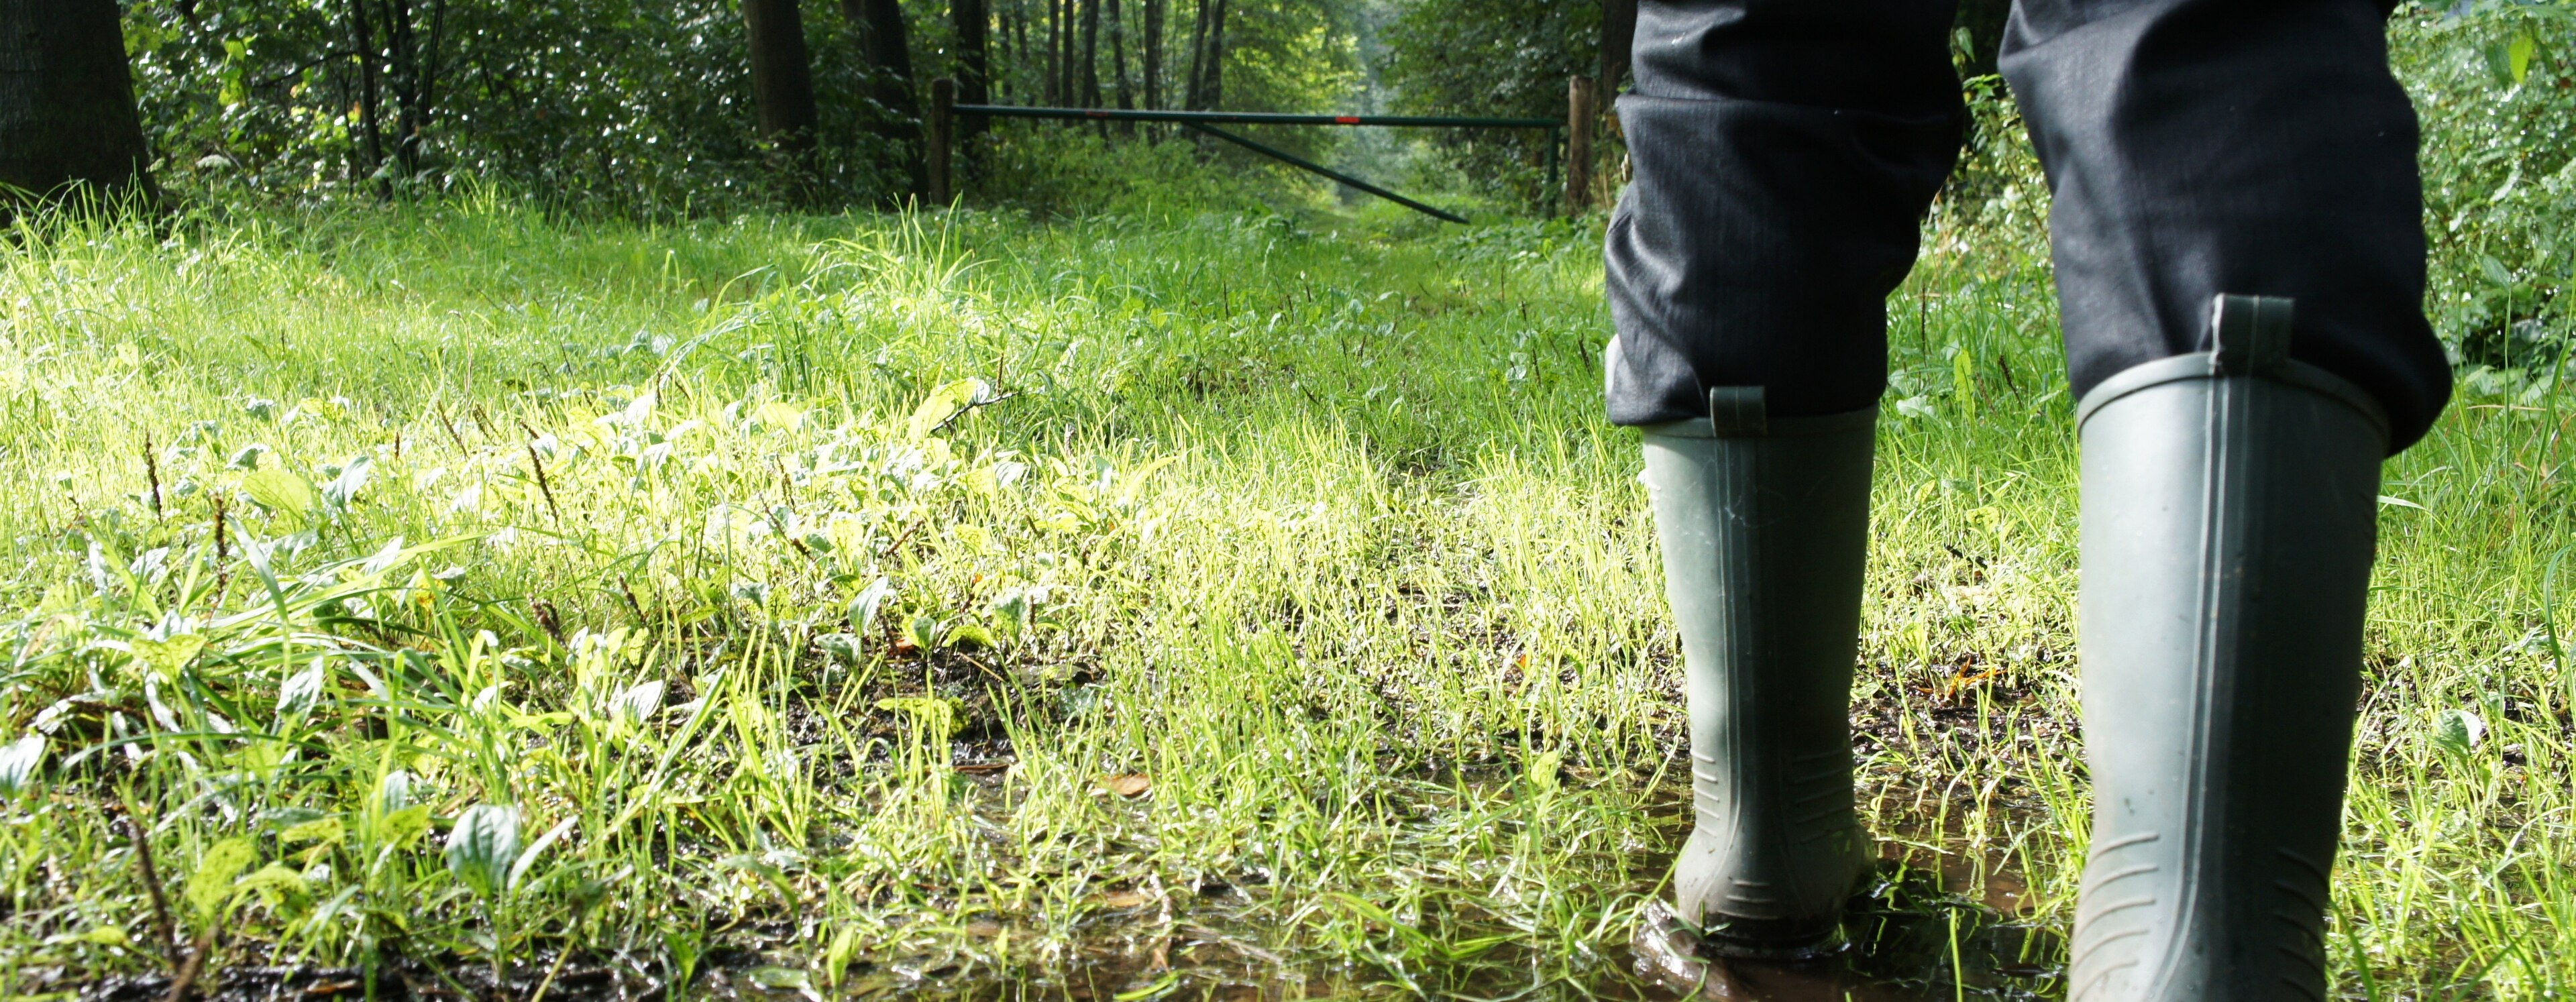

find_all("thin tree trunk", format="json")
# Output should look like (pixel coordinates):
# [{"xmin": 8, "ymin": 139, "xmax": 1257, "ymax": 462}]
[
  {"xmin": 0, "ymin": 0, "xmax": 159, "ymax": 210},
  {"xmin": 1043, "ymin": 0, "xmax": 1060, "ymax": 105},
  {"xmin": 744, "ymin": 0, "xmax": 822, "ymax": 164},
  {"xmin": 1079, "ymin": 0, "xmax": 1100, "ymax": 110},
  {"xmin": 1140, "ymin": 0, "xmax": 1161, "ymax": 111},
  {"xmin": 845, "ymin": 0, "xmax": 924, "ymax": 198},
  {"xmin": 1108, "ymin": 0, "xmax": 1132, "ymax": 122},
  {"xmin": 1182, "ymin": 0, "xmax": 1208, "ymax": 110},
  {"xmin": 1057, "ymin": 0, "xmax": 1073, "ymax": 107},
  {"xmin": 1200, "ymin": 0, "xmax": 1224, "ymax": 111},
  {"xmin": 953, "ymin": 0, "xmax": 988, "ymax": 144},
  {"xmin": 345, "ymin": 0, "xmax": 386, "ymax": 182}
]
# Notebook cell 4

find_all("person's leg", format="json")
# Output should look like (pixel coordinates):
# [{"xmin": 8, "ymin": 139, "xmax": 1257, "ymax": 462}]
[
  {"xmin": 1609, "ymin": 0, "xmax": 1959, "ymax": 956},
  {"xmin": 2000, "ymin": 3, "xmax": 2451, "ymax": 998}
]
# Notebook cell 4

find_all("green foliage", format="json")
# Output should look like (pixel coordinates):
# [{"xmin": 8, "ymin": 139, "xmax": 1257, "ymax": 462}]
[
  {"xmin": 1377, "ymin": 0, "xmax": 1598, "ymax": 203},
  {"xmin": 2394, "ymin": 0, "xmax": 2576, "ymax": 388}
]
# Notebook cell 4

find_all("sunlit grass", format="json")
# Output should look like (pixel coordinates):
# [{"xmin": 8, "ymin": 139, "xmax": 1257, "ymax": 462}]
[{"xmin": 0, "ymin": 195, "xmax": 2567, "ymax": 999}]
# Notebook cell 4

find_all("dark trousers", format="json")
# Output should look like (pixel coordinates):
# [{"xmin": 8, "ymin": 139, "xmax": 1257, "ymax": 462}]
[{"xmin": 1604, "ymin": 0, "xmax": 2453, "ymax": 451}]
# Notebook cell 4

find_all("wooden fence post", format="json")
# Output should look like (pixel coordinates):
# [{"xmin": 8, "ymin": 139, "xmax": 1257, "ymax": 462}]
[
  {"xmin": 928, "ymin": 78, "xmax": 957, "ymax": 207},
  {"xmin": 1564, "ymin": 76, "xmax": 1595, "ymax": 216}
]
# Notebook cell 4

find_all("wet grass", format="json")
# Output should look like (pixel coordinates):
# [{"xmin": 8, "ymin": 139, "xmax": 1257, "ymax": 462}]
[{"xmin": 0, "ymin": 190, "xmax": 2569, "ymax": 1001}]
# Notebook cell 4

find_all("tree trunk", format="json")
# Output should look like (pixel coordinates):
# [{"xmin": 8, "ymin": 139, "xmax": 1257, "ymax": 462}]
[
  {"xmin": 1599, "ymin": 0, "xmax": 1636, "ymax": 93},
  {"xmin": 1183, "ymin": 0, "xmax": 1207, "ymax": 110},
  {"xmin": 1140, "ymin": 0, "xmax": 1162, "ymax": 111},
  {"xmin": 1079, "ymin": 0, "xmax": 1100, "ymax": 110},
  {"xmin": 1055, "ymin": 0, "xmax": 1072, "ymax": 107},
  {"xmin": 1108, "ymin": 0, "xmax": 1132, "ymax": 119},
  {"xmin": 345, "ymin": 0, "xmax": 386, "ymax": 184},
  {"xmin": 845, "ymin": 0, "xmax": 924, "ymax": 198},
  {"xmin": 1044, "ymin": 0, "xmax": 1061, "ymax": 105},
  {"xmin": 1200, "ymin": 0, "xmax": 1224, "ymax": 111},
  {"xmin": 0, "ymin": 0, "xmax": 159, "ymax": 209},
  {"xmin": 953, "ymin": 0, "xmax": 988, "ymax": 144},
  {"xmin": 745, "ymin": 0, "xmax": 822, "ymax": 162}
]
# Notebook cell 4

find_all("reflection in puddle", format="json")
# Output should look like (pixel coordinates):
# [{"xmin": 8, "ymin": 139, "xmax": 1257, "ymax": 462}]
[
  {"xmin": 670, "ymin": 804, "xmax": 2062, "ymax": 1002},
  {"xmin": 1631, "ymin": 850, "xmax": 2064, "ymax": 1001}
]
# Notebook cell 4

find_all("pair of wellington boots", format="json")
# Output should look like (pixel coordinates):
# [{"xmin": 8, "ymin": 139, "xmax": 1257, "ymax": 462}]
[{"xmin": 1643, "ymin": 296, "xmax": 2385, "ymax": 1000}]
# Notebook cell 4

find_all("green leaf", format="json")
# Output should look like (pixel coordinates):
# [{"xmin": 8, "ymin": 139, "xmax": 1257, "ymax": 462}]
[
  {"xmin": 1951, "ymin": 347, "xmax": 1980, "ymax": 421},
  {"xmin": 2479, "ymin": 254, "xmax": 2518, "ymax": 288},
  {"xmin": 907, "ymin": 379, "xmax": 989, "ymax": 439},
  {"xmin": 233, "ymin": 862, "xmax": 309, "ymax": 904},
  {"xmin": 847, "ymin": 577, "xmax": 894, "ymax": 634},
  {"xmin": 376, "ymin": 805, "xmax": 432, "ymax": 848},
  {"xmin": 280, "ymin": 816, "xmax": 345, "ymax": 847},
  {"xmin": 185, "ymin": 837, "xmax": 259, "ymax": 922},
  {"xmin": 243, "ymin": 467, "xmax": 319, "ymax": 523},
  {"xmin": 2510, "ymin": 32, "xmax": 2538, "ymax": 85},
  {"xmin": 444, "ymin": 803, "xmax": 521, "ymax": 898},
  {"xmin": 2434, "ymin": 708, "xmax": 2486, "ymax": 757},
  {"xmin": 129, "ymin": 634, "xmax": 206, "ymax": 680},
  {"xmin": 0, "ymin": 734, "xmax": 46, "ymax": 797}
]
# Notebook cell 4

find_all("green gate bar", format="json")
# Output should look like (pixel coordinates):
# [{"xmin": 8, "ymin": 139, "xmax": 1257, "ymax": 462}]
[{"xmin": 947, "ymin": 101, "xmax": 1564, "ymax": 224}]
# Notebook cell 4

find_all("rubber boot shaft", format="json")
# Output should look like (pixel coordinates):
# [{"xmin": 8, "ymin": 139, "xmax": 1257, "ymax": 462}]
[
  {"xmin": 2070, "ymin": 296, "xmax": 2387, "ymax": 1001},
  {"xmin": 1642, "ymin": 388, "xmax": 1876, "ymax": 955}
]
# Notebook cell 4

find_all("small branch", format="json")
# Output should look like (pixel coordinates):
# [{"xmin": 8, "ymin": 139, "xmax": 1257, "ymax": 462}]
[
  {"xmin": 119, "ymin": 802, "xmax": 182, "ymax": 971},
  {"xmin": 163, "ymin": 929, "xmax": 216, "ymax": 1002},
  {"xmin": 927, "ymin": 391, "xmax": 1022, "ymax": 437}
]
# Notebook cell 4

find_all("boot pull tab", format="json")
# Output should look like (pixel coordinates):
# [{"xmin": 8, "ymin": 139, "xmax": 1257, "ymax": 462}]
[
  {"xmin": 1708, "ymin": 386, "xmax": 1768, "ymax": 437},
  {"xmin": 2208, "ymin": 294, "xmax": 2294, "ymax": 377}
]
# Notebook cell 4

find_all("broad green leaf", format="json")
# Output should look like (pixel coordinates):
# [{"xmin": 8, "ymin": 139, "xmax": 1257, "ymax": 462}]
[
  {"xmin": 130, "ymin": 634, "xmax": 207, "ymax": 679},
  {"xmin": 907, "ymin": 379, "xmax": 989, "ymax": 439},
  {"xmin": 445, "ymin": 803, "xmax": 521, "ymax": 898},
  {"xmin": 0, "ymin": 734, "xmax": 46, "ymax": 796},
  {"xmin": 234, "ymin": 862, "xmax": 309, "ymax": 903},
  {"xmin": 243, "ymin": 467, "xmax": 319, "ymax": 523},
  {"xmin": 2434, "ymin": 708, "xmax": 2486, "ymax": 756},
  {"xmin": 377, "ymin": 805, "xmax": 432, "ymax": 848},
  {"xmin": 280, "ymin": 817, "xmax": 345, "ymax": 846},
  {"xmin": 2510, "ymin": 32, "xmax": 2538, "ymax": 85},
  {"xmin": 847, "ymin": 577, "xmax": 894, "ymax": 634},
  {"xmin": 185, "ymin": 838, "xmax": 259, "ymax": 921}
]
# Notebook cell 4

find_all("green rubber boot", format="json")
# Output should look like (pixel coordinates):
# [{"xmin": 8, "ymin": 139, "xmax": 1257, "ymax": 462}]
[
  {"xmin": 2069, "ymin": 296, "xmax": 2388, "ymax": 1001},
  {"xmin": 1642, "ymin": 386, "xmax": 1876, "ymax": 958}
]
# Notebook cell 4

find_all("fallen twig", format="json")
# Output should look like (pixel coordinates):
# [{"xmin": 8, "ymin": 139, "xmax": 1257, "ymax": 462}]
[
  {"xmin": 162, "ymin": 928, "xmax": 216, "ymax": 1002},
  {"xmin": 119, "ymin": 801, "xmax": 182, "ymax": 971}
]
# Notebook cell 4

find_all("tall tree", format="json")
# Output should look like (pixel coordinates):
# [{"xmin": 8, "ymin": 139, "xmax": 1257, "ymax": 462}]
[
  {"xmin": 845, "ymin": 0, "xmax": 926, "ymax": 197},
  {"xmin": 1183, "ymin": 0, "xmax": 1208, "ymax": 109},
  {"xmin": 1079, "ymin": 0, "xmax": 1101, "ymax": 109},
  {"xmin": 1108, "ymin": 0, "xmax": 1133, "ymax": 114},
  {"xmin": 1140, "ymin": 0, "xmax": 1163, "ymax": 110},
  {"xmin": 0, "ymin": 0, "xmax": 159, "ymax": 209},
  {"xmin": 1198, "ymin": 0, "xmax": 1226, "ymax": 111},
  {"xmin": 953, "ymin": 0, "xmax": 989, "ymax": 143},
  {"xmin": 744, "ymin": 0, "xmax": 822, "ymax": 164},
  {"xmin": 343, "ymin": 0, "xmax": 387, "ymax": 181}
]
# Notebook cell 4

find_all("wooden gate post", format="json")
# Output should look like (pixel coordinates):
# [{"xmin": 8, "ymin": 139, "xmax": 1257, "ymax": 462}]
[
  {"xmin": 928, "ymin": 78, "xmax": 957, "ymax": 207},
  {"xmin": 1564, "ymin": 76, "xmax": 1596, "ymax": 216}
]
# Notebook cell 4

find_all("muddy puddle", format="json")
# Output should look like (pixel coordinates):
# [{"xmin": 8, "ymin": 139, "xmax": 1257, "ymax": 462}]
[{"xmin": 62, "ymin": 843, "xmax": 2055, "ymax": 1002}]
